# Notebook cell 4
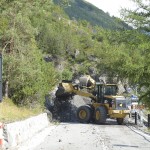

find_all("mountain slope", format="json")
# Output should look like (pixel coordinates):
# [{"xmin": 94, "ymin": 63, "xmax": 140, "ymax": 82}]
[{"xmin": 53, "ymin": 0, "xmax": 132, "ymax": 30}]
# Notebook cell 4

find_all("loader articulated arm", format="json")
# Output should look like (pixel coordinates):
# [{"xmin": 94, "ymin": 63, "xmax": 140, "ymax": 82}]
[
  {"xmin": 55, "ymin": 76, "xmax": 97, "ymax": 102},
  {"xmin": 74, "ymin": 90, "xmax": 97, "ymax": 101}
]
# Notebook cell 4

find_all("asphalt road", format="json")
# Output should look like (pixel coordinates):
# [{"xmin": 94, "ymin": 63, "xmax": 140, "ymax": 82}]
[{"xmin": 32, "ymin": 120, "xmax": 150, "ymax": 150}]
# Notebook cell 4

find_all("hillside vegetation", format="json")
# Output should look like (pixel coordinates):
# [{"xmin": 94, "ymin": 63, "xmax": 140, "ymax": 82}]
[
  {"xmin": 0, "ymin": 0, "xmax": 150, "ymax": 109},
  {"xmin": 53, "ymin": 0, "xmax": 132, "ymax": 30}
]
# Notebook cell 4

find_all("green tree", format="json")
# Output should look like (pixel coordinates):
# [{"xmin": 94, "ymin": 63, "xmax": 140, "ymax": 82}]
[
  {"xmin": 120, "ymin": 0, "xmax": 150, "ymax": 106},
  {"xmin": 121, "ymin": 0, "xmax": 150, "ymax": 32},
  {"xmin": 0, "ymin": 0, "xmax": 59, "ymax": 106}
]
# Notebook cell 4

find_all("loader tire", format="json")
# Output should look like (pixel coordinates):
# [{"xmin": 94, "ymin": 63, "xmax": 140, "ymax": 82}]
[
  {"xmin": 94, "ymin": 106, "xmax": 107, "ymax": 124},
  {"xmin": 117, "ymin": 118, "xmax": 124, "ymax": 125},
  {"xmin": 77, "ymin": 105, "xmax": 92, "ymax": 123},
  {"xmin": 86, "ymin": 104, "xmax": 95, "ymax": 122}
]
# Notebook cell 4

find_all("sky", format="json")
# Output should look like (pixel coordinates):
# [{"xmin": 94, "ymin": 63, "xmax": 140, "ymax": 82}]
[{"xmin": 84, "ymin": 0, "xmax": 136, "ymax": 18}]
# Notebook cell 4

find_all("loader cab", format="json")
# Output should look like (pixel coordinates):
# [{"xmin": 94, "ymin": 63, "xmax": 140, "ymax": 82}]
[
  {"xmin": 95, "ymin": 83, "xmax": 118, "ymax": 103},
  {"xmin": 95, "ymin": 83, "xmax": 103, "ymax": 103},
  {"xmin": 104, "ymin": 85, "xmax": 118, "ymax": 95}
]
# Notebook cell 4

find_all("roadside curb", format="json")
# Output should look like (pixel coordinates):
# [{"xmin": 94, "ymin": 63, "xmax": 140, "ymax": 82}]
[
  {"xmin": 15, "ymin": 125, "xmax": 57, "ymax": 150},
  {"xmin": 3, "ymin": 113, "xmax": 50, "ymax": 150},
  {"xmin": 127, "ymin": 118, "xmax": 150, "ymax": 135}
]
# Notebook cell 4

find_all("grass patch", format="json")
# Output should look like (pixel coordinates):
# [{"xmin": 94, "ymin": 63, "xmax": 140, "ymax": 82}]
[{"xmin": 0, "ymin": 98, "xmax": 43, "ymax": 123}]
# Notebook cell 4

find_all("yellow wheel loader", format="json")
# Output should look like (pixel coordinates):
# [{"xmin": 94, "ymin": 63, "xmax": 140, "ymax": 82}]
[{"xmin": 55, "ymin": 75, "xmax": 130, "ymax": 125}]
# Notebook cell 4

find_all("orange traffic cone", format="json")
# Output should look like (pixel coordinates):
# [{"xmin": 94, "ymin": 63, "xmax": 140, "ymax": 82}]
[
  {"xmin": 0, "ymin": 123, "xmax": 3, "ymax": 148},
  {"xmin": 0, "ymin": 139, "xmax": 3, "ymax": 146}
]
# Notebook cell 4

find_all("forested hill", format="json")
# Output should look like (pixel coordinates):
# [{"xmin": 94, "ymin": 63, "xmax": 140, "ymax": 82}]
[
  {"xmin": 53, "ymin": 0, "xmax": 132, "ymax": 30},
  {"xmin": 1, "ymin": 0, "xmax": 150, "ymax": 108}
]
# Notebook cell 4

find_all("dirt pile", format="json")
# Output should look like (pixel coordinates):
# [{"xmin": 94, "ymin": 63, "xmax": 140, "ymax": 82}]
[{"xmin": 46, "ymin": 93, "xmax": 91, "ymax": 122}]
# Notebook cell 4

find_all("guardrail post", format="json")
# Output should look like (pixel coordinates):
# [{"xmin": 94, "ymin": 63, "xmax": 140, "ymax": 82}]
[
  {"xmin": 135, "ymin": 112, "xmax": 137, "ymax": 125},
  {"xmin": 148, "ymin": 114, "xmax": 150, "ymax": 128}
]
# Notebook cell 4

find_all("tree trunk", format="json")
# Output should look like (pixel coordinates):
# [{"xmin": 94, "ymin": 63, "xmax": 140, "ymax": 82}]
[{"xmin": 5, "ymin": 80, "xmax": 9, "ymax": 98}]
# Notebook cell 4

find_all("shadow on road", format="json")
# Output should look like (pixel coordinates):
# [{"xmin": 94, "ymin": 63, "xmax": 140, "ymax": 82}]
[
  {"xmin": 58, "ymin": 118, "xmax": 128, "ymax": 126},
  {"xmin": 113, "ymin": 144, "xmax": 139, "ymax": 148}
]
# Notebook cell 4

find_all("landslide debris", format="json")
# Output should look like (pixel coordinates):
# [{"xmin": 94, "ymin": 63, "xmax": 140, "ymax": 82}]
[{"xmin": 45, "ymin": 90, "xmax": 91, "ymax": 122}]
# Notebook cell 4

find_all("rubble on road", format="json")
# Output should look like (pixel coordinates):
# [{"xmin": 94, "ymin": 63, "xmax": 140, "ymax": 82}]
[{"xmin": 45, "ymin": 90, "xmax": 91, "ymax": 122}]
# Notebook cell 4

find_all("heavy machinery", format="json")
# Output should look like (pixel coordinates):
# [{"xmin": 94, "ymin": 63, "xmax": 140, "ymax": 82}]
[{"xmin": 55, "ymin": 75, "xmax": 130, "ymax": 125}]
